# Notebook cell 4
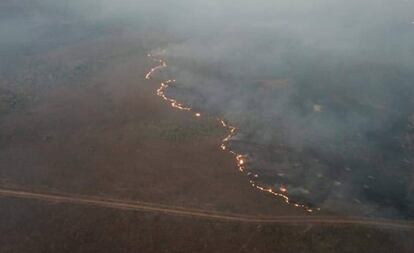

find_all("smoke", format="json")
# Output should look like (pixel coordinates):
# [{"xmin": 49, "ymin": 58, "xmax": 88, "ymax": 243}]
[
  {"xmin": 2, "ymin": 0, "xmax": 414, "ymax": 218},
  {"xmin": 157, "ymin": 0, "xmax": 414, "ymax": 217}
]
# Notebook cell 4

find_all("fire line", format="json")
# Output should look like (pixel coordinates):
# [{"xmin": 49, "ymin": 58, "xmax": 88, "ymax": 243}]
[{"xmin": 145, "ymin": 52, "xmax": 313, "ymax": 213}]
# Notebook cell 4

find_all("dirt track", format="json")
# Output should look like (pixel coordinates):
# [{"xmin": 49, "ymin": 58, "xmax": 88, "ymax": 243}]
[{"xmin": 1, "ymin": 188, "xmax": 413, "ymax": 230}]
